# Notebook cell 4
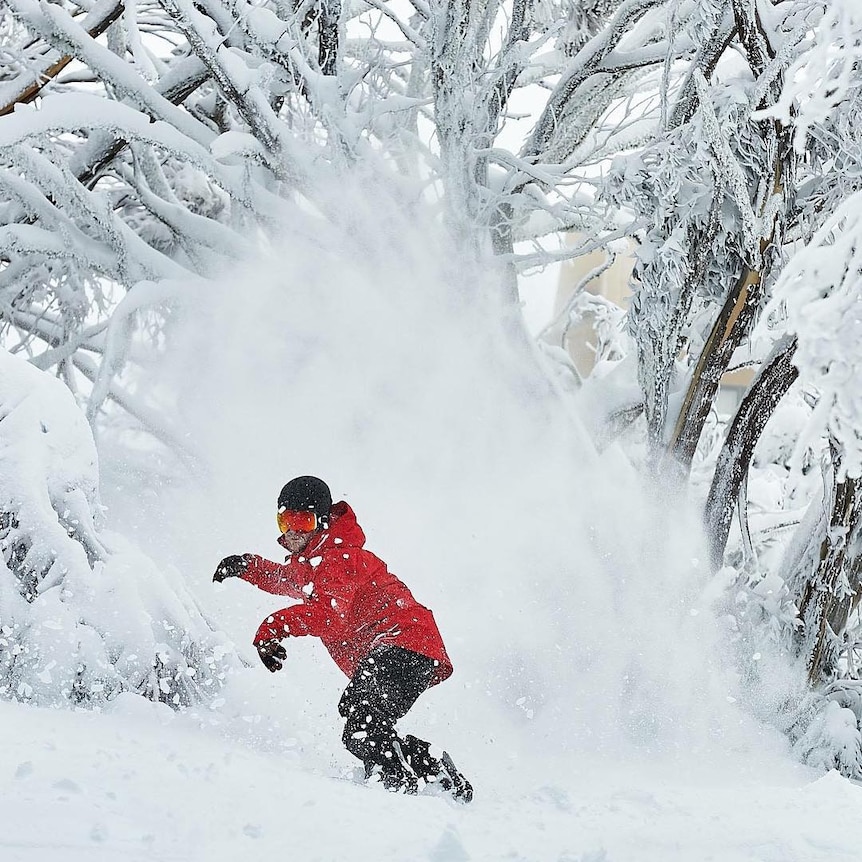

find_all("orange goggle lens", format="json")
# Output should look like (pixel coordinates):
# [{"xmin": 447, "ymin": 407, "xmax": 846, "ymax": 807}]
[{"xmin": 277, "ymin": 509, "xmax": 318, "ymax": 534}]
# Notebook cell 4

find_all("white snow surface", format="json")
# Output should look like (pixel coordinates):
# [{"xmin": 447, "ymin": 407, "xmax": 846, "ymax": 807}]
[
  {"xmin": 2, "ymin": 694, "xmax": 861, "ymax": 862},
  {"xmin": 5, "ymin": 178, "xmax": 860, "ymax": 859}
]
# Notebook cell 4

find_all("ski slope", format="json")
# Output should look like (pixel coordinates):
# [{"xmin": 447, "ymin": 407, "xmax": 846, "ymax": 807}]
[{"xmin": 3, "ymin": 693, "xmax": 862, "ymax": 862}]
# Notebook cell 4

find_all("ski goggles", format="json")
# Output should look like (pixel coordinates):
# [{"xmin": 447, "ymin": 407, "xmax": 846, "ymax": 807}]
[{"xmin": 277, "ymin": 509, "xmax": 318, "ymax": 534}]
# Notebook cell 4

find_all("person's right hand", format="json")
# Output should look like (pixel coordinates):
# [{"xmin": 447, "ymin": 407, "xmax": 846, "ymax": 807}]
[{"xmin": 213, "ymin": 554, "xmax": 250, "ymax": 582}]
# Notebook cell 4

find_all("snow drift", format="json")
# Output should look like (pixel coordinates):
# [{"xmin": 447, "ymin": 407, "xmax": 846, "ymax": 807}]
[{"xmin": 0, "ymin": 348, "xmax": 238, "ymax": 707}]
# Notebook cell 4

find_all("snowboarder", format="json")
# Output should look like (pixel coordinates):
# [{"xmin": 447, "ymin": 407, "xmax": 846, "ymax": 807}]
[{"xmin": 212, "ymin": 475, "xmax": 472, "ymax": 800}]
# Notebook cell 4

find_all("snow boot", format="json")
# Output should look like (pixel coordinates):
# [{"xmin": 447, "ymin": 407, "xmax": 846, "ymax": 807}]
[
  {"xmin": 401, "ymin": 734, "xmax": 443, "ymax": 781},
  {"xmin": 364, "ymin": 741, "xmax": 418, "ymax": 794},
  {"xmin": 402, "ymin": 735, "xmax": 473, "ymax": 803}
]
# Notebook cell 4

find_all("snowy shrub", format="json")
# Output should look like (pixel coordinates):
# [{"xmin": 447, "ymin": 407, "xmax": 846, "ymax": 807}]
[
  {"xmin": 792, "ymin": 696, "xmax": 862, "ymax": 780},
  {"xmin": 708, "ymin": 556, "xmax": 799, "ymax": 694},
  {"xmin": 0, "ymin": 348, "xmax": 238, "ymax": 708}
]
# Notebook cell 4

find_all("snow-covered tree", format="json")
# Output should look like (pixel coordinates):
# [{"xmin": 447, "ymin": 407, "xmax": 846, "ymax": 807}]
[
  {"xmin": 0, "ymin": 347, "xmax": 238, "ymax": 707},
  {"xmin": 707, "ymin": 2, "xmax": 862, "ymax": 700},
  {"xmin": 0, "ymin": 0, "xmax": 713, "ymax": 419},
  {"xmin": 585, "ymin": 0, "xmax": 862, "ymax": 773}
]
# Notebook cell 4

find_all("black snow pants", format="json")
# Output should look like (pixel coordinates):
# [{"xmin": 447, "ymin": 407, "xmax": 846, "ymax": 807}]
[{"xmin": 337, "ymin": 645, "xmax": 437, "ymax": 775}]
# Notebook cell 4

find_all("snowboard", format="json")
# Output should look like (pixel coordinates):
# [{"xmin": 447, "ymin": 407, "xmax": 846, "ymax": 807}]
[{"xmin": 438, "ymin": 751, "xmax": 473, "ymax": 803}]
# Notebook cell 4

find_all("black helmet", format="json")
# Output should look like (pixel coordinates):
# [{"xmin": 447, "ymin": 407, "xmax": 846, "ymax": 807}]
[{"xmin": 278, "ymin": 476, "xmax": 332, "ymax": 525}]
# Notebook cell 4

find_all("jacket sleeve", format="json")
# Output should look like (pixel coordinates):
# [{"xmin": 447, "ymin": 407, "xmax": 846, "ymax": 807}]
[
  {"xmin": 240, "ymin": 554, "xmax": 306, "ymax": 599},
  {"xmin": 253, "ymin": 602, "xmax": 334, "ymax": 644}
]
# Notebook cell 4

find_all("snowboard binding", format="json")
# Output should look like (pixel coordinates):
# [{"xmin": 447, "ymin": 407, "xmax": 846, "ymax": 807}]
[
  {"xmin": 402, "ymin": 734, "xmax": 473, "ymax": 803},
  {"xmin": 363, "ymin": 737, "xmax": 473, "ymax": 802},
  {"xmin": 363, "ymin": 741, "xmax": 418, "ymax": 795}
]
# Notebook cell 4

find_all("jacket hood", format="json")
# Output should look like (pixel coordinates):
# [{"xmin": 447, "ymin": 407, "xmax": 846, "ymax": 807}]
[
  {"xmin": 278, "ymin": 501, "xmax": 365, "ymax": 556},
  {"xmin": 322, "ymin": 501, "xmax": 366, "ymax": 550}
]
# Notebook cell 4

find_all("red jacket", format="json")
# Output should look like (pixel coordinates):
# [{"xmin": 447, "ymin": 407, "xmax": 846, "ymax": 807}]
[{"xmin": 241, "ymin": 501, "xmax": 453, "ymax": 686}]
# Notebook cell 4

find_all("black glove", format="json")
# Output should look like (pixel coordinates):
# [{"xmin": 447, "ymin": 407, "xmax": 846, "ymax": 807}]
[
  {"xmin": 213, "ymin": 554, "xmax": 249, "ymax": 583},
  {"xmin": 257, "ymin": 639, "xmax": 287, "ymax": 673}
]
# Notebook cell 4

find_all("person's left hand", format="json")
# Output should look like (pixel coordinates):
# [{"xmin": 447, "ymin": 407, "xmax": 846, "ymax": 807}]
[{"xmin": 256, "ymin": 639, "xmax": 287, "ymax": 673}]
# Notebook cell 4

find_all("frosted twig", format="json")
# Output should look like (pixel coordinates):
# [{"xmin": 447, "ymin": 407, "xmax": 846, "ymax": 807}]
[{"xmin": 693, "ymin": 69, "xmax": 760, "ymax": 264}]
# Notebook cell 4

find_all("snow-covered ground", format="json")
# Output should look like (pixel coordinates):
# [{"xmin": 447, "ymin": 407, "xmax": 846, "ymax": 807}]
[{"xmin": 4, "ymin": 693, "xmax": 862, "ymax": 862}]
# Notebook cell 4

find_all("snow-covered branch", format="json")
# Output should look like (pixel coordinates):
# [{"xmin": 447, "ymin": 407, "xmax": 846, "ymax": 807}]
[{"xmin": 0, "ymin": 348, "xmax": 239, "ymax": 707}]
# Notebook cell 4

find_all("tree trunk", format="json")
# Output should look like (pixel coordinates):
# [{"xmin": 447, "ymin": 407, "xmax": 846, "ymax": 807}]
[
  {"xmin": 317, "ymin": 0, "xmax": 341, "ymax": 76},
  {"xmin": 669, "ymin": 261, "xmax": 763, "ymax": 473},
  {"xmin": 797, "ymin": 450, "xmax": 862, "ymax": 684},
  {"xmin": 704, "ymin": 334, "xmax": 798, "ymax": 570}
]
